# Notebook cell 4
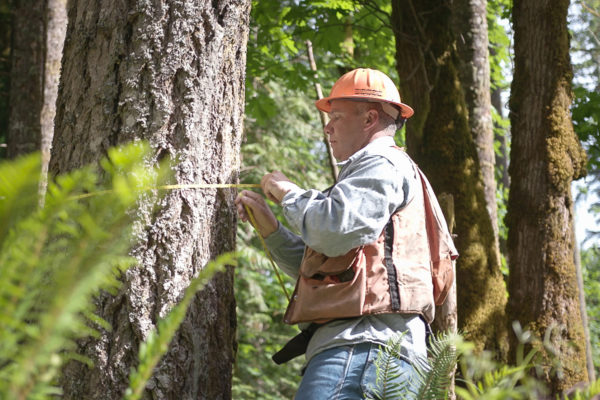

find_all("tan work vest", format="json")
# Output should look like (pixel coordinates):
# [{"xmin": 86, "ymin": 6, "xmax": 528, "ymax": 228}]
[{"xmin": 283, "ymin": 168, "xmax": 439, "ymax": 325}]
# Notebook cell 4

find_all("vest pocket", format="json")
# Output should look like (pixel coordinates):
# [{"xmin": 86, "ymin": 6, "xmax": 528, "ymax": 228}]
[
  {"xmin": 300, "ymin": 247, "xmax": 362, "ymax": 278},
  {"xmin": 285, "ymin": 251, "xmax": 366, "ymax": 324}
]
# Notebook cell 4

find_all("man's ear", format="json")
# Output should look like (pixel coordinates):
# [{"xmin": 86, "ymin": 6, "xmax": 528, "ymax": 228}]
[{"xmin": 364, "ymin": 109, "xmax": 379, "ymax": 130}]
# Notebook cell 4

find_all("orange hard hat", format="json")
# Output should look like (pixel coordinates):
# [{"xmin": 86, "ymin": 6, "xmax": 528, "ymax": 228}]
[{"xmin": 315, "ymin": 68, "xmax": 414, "ymax": 119}]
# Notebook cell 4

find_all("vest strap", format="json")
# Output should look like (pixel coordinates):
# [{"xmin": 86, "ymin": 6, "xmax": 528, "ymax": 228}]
[
  {"xmin": 272, "ymin": 323, "xmax": 322, "ymax": 364},
  {"xmin": 384, "ymin": 217, "xmax": 401, "ymax": 310}
]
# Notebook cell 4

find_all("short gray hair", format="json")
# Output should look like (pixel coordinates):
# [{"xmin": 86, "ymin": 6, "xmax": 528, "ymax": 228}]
[{"xmin": 355, "ymin": 101, "xmax": 403, "ymax": 135}]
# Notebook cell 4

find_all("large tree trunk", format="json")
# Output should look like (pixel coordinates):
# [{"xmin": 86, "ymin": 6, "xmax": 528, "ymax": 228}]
[
  {"xmin": 507, "ymin": 0, "xmax": 588, "ymax": 394},
  {"xmin": 391, "ymin": 0, "xmax": 508, "ymax": 358},
  {"xmin": 6, "ymin": 0, "xmax": 45, "ymax": 158},
  {"xmin": 451, "ymin": 0, "xmax": 500, "ymax": 260},
  {"xmin": 51, "ymin": 1, "xmax": 251, "ymax": 398}
]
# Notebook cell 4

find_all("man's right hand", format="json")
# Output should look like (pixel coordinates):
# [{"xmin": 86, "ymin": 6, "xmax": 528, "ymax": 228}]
[{"xmin": 235, "ymin": 190, "xmax": 279, "ymax": 238}]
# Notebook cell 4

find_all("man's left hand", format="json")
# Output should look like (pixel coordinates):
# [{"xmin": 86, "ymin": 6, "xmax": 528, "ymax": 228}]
[{"xmin": 261, "ymin": 171, "xmax": 299, "ymax": 204}]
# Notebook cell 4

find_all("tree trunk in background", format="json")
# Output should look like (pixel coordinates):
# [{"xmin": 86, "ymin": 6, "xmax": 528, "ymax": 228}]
[
  {"xmin": 573, "ymin": 228, "xmax": 596, "ymax": 382},
  {"xmin": 5, "ymin": 0, "xmax": 66, "ymax": 196},
  {"xmin": 491, "ymin": 86, "xmax": 509, "ymax": 255},
  {"xmin": 0, "ymin": 0, "xmax": 11, "ymax": 153},
  {"xmin": 391, "ymin": 0, "xmax": 508, "ymax": 358},
  {"xmin": 451, "ymin": 0, "xmax": 500, "ymax": 261},
  {"xmin": 39, "ymin": 0, "xmax": 67, "ymax": 200},
  {"xmin": 491, "ymin": 82, "xmax": 509, "ymax": 191},
  {"xmin": 6, "ymin": 0, "xmax": 45, "ymax": 157},
  {"xmin": 507, "ymin": 0, "xmax": 588, "ymax": 394},
  {"xmin": 51, "ymin": 0, "xmax": 251, "ymax": 398}
]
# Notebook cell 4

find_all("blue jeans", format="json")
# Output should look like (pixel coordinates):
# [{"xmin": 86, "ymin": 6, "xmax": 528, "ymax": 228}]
[{"xmin": 295, "ymin": 342, "xmax": 418, "ymax": 400}]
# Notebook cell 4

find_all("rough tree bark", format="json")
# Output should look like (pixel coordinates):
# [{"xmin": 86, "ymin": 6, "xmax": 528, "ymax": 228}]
[
  {"xmin": 7, "ymin": 0, "xmax": 45, "ymax": 157},
  {"xmin": 51, "ymin": 1, "xmax": 251, "ymax": 398},
  {"xmin": 507, "ymin": 0, "xmax": 589, "ymax": 393},
  {"xmin": 451, "ymin": 0, "xmax": 500, "ymax": 260},
  {"xmin": 391, "ymin": 0, "xmax": 508, "ymax": 358}
]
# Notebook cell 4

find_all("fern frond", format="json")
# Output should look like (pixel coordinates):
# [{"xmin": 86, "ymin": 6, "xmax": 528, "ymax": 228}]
[
  {"xmin": 567, "ymin": 377, "xmax": 600, "ymax": 400},
  {"xmin": 0, "ymin": 143, "xmax": 170, "ymax": 399},
  {"xmin": 367, "ymin": 333, "xmax": 412, "ymax": 400},
  {"xmin": 413, "ymin": 332, "xmax": 458, "ymax": 400}
]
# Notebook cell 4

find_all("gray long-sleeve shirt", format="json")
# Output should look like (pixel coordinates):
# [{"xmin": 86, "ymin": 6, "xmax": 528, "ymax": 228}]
[{"xmin": 264, "ymin": 136, "xmax": 428, "ymax": 364}]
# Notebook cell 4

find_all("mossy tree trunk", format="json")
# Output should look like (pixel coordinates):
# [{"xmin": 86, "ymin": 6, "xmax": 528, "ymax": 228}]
[
  {"xmin": 391, "ymin": 0, "xmax": 508, "ymax": 357},
  {"xmin": 507, "ymin": 0, "xmax": 588, "ymax": 393},
  {"xmin": 50, "ymin": 0, "xmax": 251, "ymax": 398},
  {"xmin": 451, "ymin": 0, "xmax": 500, "ymax": 260}
]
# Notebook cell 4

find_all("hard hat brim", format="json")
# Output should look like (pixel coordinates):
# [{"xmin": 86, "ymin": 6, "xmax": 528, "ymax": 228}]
[{"xmin": 315, "ymin": 96, "xmax": 414, "ymax": 119}]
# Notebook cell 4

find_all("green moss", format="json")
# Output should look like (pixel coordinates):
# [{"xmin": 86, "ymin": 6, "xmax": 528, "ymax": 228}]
[{"xmin": 506, "ymin": 0, "xmax": 589, "ymax": 394}]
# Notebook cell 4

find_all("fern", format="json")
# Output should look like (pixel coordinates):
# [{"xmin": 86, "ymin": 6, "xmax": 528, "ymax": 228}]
[
  {"xmin": 454, "ymin": 324, "xmax": 548, "ymax": 400},
  {"xmin": 412, "ymin": 332, "xmax": 458, "ymax": 400},
  {"xmin": 566, "ymin": 377, "xmax": 600, "ymax": 400},
  {"xmin": 367, "ymin": 332, "xmax": 411, "ymax": 400},
  {"xmin": 368, "ymin": 332, "xmax": 459, "ymax": 400},
  {"xmin": 0, "ymin": 143, "xmax": 169, "ymax": 399}
]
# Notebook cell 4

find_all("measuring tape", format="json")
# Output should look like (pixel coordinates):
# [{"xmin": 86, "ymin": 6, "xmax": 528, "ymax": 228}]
[
  {"xmin": 69, "ymin": 183, "xmax": 261, "ymax": 200},
  {"xmin": 69, "ymin": 182, "xmax": 291, "ymax": 302},
  {"xmin": 242, "ymin": 201, "xmax": 291, "ymax": 302}
]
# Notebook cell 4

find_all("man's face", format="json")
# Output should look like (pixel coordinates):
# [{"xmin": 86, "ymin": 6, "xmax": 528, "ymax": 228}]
[{"xmin": 325, "ymin": 100, "xmax": 370, "ymax": 161}]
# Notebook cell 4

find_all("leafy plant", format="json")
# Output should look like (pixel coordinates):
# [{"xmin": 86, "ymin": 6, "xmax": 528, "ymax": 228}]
[
  {"xmin": 367, "ymin": 332, "xmax": 413, "ymax": 400},
  {"xmin": 0, "ymin": 143, "xmax": 166, "ymax": 398},
  {"xmin": 0, "ymin": 143, "xmax": 232, "ymax": 399},
  {"xmin": 367, "ymin": 332, "xmax": 459, "ymax": 400},
  {"xmin": 368, "ymin": 325, "xmax": 600, "ymax": 400}
]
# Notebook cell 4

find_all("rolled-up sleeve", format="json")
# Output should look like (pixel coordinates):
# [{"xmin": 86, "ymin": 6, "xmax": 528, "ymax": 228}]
[{"xmin": 281, "ymin": 152, "xmax": 413, "ymax": 257}]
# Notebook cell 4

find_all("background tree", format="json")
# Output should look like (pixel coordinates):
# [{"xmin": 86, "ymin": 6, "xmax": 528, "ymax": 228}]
[
  {"xmin": 581, "ymin": 246, "xmax": 600, "ymax": 377},
  {"xmin": 507, "ymin": 0, "xmax": 589, "ymax": 394},
  {"xmin": 6, "ymin": 0, "xmax": 45, "ymax": 157},
  {"xmin": 4, "ymin": 0, "xmax": 67, "ymax": 201},
  {"xmin": 0, "ymin": 0, "xmax": 9, "ymax": 158},
  {"xmin": 488, "ymin": 0, "xmax": 512, "ymax": 262},
  {"xmin": 570, "ymin": 0, "xmax": 600, "ymax": 380},
  {"xmin": 49, "ymin": 0, "xmax": 251, "ymax": 398},
  {"xmin": 391, "ymin": 0, "xmax": 508, "ymax": 357},
  {"xmin": 452, "ymin": 0, "xmax": 500, "ymax": 260},
  {"xmin": 39, "ymin": 0, "xmax": 67, "ymax": 199}
]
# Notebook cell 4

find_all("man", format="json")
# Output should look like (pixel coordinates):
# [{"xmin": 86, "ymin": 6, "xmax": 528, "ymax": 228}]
[{"xmin": 235, "ymin": 68, "xmax": 452, "ymax": 399}]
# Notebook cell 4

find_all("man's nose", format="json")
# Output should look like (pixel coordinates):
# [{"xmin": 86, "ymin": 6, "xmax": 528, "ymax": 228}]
[{"xmin": 324, "ymin": 120, "xmax": 333, "ymax": 135}]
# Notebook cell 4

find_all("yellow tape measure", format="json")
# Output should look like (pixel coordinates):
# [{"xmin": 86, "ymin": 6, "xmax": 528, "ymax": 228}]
[
  {"xmin": 69, "ymin": 183, "xmax": 260, "ymax": 200},
  {"xmin": 242, "ymin": 202, "xmax": 291, "ymax": 302},
  {"xmin": 69, "ymin": 182, "xmax": 291, "ymax": 302}
]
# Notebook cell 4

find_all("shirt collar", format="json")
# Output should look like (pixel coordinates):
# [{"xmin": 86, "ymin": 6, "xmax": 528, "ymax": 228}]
[{"xmin": 337, "ymin": 136, "xmax": 397, "ymax": 167}]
